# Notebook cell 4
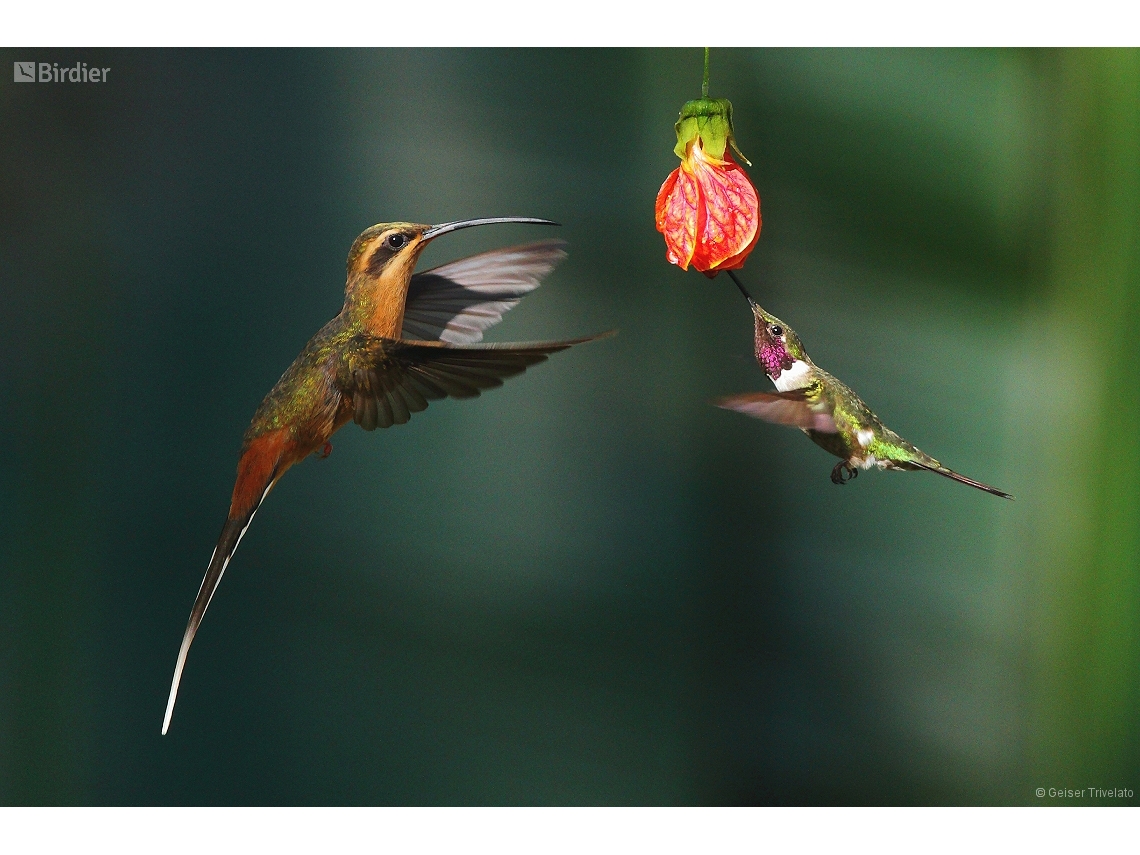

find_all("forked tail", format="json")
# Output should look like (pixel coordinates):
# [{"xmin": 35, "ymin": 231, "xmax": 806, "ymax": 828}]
[{"xmin": 911, "ymin": 460, "xmax": 1013, "ymax": 500}]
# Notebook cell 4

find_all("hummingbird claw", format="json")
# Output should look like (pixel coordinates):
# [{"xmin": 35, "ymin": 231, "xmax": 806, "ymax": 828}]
[
  {"xmin": 831, "ymin": 461, "xmax": 858, "ymax": 485},
  {"xmin": 319, "ymin": 442, "xmax": 332, "ymax": 459}
]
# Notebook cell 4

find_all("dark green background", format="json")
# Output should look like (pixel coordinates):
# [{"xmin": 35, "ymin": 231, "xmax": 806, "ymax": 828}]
[{"xmin": 1, "ymin": 49, "xmax": 1136, "ymax": 805}]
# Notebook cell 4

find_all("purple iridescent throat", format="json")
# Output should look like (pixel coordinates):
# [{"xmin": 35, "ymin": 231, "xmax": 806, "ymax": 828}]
[{"xmin": 758, "ymin": 341, "xmax": 792, "ymax": 379}]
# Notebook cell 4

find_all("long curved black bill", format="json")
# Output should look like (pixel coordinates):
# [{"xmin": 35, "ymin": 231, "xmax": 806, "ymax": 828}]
[{"xmin": 422, "ymin": 217, "xmax": 558, "ymax": 241}]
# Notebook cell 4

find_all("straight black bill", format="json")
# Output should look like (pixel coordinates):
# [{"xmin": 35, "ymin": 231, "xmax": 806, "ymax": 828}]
[
  {"xmin": 421, "ymin": 218, "xmax": 558, "ymax": 241},
  {"xmin": 726, "ymin": 270, "xmax": 758, "ymax": 308}
]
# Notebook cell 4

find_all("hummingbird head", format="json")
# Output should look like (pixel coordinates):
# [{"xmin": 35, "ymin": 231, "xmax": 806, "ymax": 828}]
[
  {"xmin": 346, "ymin": 221, "xmax": 432, "ymax": 281},
  {"xmin": 722, "ymin": 271, "xmax": 810, "ymax": 382},
  {"xmin": 346, "ymin": 217, "xmax": 559, "ymax": 279},
  {"xmin": 749, "ymin": 301, "xmax": 808, "ymax": 380},
  {"xmin": 343, "ymin": 217, "xmax": 557, "ymax": 336}
]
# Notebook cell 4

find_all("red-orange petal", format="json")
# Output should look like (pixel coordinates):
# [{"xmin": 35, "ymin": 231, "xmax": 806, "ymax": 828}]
[
  {"xmin": 687, "ymin": 147, "xmax": 760, "ymax": 273},
  {"xmin": 710, "ymin": 198, "xmax": 761, "ymax": 273},
  {"xmin": 655, "ymin": 165, "xmax": 700, "ymax": 270}
]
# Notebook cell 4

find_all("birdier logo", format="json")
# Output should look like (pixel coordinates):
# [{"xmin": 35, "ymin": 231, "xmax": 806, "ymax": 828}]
[{"xmin": 13, "ymin": 61, "xmax": 110, "ymax": 83}]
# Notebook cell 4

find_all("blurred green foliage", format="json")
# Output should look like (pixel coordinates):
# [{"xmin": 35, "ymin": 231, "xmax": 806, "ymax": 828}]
[{"xmin": 0, "ymin": 48, "xmax": 1136, "ymax": 805}]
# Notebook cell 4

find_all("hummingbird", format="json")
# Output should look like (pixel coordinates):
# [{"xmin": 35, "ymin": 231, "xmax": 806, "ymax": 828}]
[
  {"xmin": 162, "ymin": 217, "xmax": 610, "ymax": 734},
  {"xmin": 715, "ymin": 273, "xmax": 1012, "ymax": 499}
]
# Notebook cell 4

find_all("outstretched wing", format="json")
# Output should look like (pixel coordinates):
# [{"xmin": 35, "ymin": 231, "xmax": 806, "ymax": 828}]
[
  {"xmin": 346, "ymin": 333, "xmax": 611, "ymax": 431},
  {"xmin": 714, "ymin": 388, "xmax": 838, "ymax": 433},
  {"xmin": 401, "ymin": 241, "xmax": 568, "ymax": 344}
]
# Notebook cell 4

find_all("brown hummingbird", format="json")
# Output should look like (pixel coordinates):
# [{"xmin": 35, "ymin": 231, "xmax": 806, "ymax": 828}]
[
  {"xmin": 715, "ymin": 272, "xmax": 1012, "ymax": 499},
  {"xmin": 162, "ymin": 217, "xmax": 609, "ymax": 734}
]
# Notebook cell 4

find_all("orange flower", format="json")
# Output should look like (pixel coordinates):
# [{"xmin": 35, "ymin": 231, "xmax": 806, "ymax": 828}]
[{"xmin": 655, "ymin": 98, "xmax": 760, "ymax": 276}]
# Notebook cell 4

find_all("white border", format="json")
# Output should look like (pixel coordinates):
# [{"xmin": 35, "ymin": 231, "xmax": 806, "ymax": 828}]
[
  {"xmin": 3, "ymin": 806, "xmax": 1138, "ymax": 853},
  {"xmin": 2, "ymin": 1, "xmax": 1138, "ymax": 48}
]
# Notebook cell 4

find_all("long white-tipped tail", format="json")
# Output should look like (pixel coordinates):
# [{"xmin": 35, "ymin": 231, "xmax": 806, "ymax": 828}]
[
  {"xmin": 162, "ymin": 492, "xmax": 267, "ymax": 734},
  {"xmin": 162, "ymin": 622, "xmax": 199, "ymax": 735}
]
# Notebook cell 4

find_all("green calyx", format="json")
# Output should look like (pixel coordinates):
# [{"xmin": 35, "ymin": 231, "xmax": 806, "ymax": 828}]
[{"xmin": 673, "ymin": 97, "xmax": 751, "ymax": 166}]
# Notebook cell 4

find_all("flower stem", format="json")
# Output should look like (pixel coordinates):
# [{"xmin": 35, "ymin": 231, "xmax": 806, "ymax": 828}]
[{"xmin": 702, "ymin": 47, "xmax": 710, "ymax": 98}]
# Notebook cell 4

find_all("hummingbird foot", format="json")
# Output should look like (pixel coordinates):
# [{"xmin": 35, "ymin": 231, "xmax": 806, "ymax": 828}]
[
  {"xmin": 319, "ymin": 442, "xmax": 333, "ymax": 459},
  {"xmin": 830, "ymin": 461, "xmax": 859, "ymax": 485}
]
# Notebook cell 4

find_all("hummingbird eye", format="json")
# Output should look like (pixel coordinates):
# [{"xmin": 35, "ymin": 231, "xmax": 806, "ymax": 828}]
[
  {"xmin": 770, "ymin": 325, "xmax": 783, "ymax": 337},
  {"xmin": 385, "ymin": 233, "xmax": 408, "ymax": 250}
]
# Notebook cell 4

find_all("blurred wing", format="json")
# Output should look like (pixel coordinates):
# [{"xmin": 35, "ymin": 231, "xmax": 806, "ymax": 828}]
[
  {"xmin": 715, "ymin": 389, "xmax": 838, "ymax": 433},
  {"xmin": 347, "ymin": 333, "xmax": 611, "ymax": 431},
  {"xmin": 401, "ymin": 240, "xmax": 568, "ymax": 344}
]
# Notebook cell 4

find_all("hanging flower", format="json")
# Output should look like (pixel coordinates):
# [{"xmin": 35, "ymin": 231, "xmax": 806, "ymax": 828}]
[{"xmin": 655, "ymin": 96, "xmax": 760, "ymax": 277}]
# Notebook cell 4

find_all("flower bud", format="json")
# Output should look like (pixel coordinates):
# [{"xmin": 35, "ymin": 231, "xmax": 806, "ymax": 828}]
[{"xmin": 656, "ymin": 97, "xmax": 760, "ymax": 276}]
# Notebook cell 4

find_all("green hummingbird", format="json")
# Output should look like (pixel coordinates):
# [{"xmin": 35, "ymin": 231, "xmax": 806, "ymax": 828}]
[
  {"xmin": 162, "ymin": 216, "xmax": 611, "ymax": 735},
  {"xmin": 715, "ymin": 274, "xmax": 1012, "ymax": 499}
]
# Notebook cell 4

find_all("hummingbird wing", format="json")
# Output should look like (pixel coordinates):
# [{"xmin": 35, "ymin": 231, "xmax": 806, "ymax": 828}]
[
  {"xmin": 401, "ymin": 241, "xmax": 567, "ymax": 344},
  {"xmin": 347, "ymin": 333, "xmax": 612, "ymax": 431},
  {"xmin": 714, "ymin": 389, "xmax": 838, "ymax": 432}
]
